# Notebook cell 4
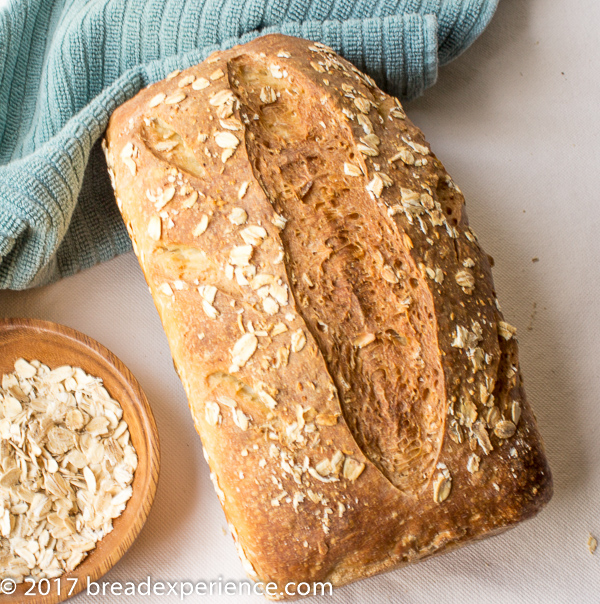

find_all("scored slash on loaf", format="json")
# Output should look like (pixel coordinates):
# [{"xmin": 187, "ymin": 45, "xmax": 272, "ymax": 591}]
[{"xmin": 104, "ymin": 34, "xmax": 552, "ymax": 597}]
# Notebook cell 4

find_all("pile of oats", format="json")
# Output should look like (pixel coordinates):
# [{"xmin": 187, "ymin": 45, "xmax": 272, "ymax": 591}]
[{"xmin": 0, "ymin": 359, "xmax": 137, "ymax": 583}]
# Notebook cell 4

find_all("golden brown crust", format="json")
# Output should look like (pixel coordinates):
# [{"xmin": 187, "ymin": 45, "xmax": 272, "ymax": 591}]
[{"xmin": 104, "ymin": 34, "xmax": 552, "ymax": 596}]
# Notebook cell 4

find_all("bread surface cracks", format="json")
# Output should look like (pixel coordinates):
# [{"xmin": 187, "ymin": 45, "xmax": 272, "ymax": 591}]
[
  {"xmin": 141, "ymin": 116, "xmax": 208, "ymax": 179},
  {"xmin": 229, "ymin": 54, "xmax": 447, "ymax": 494}
]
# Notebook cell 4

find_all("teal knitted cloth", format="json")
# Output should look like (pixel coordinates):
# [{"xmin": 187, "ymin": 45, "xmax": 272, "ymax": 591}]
[{"xmin": 0, "ymin": 0, "xmax": 497, "ymax": 289}]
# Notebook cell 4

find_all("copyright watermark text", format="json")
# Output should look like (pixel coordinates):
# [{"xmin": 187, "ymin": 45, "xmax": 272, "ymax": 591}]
[
  {"xmin": 0, "ymin": 576, "xmax": 333, "ymax": 598},
  {"xmin": 0, "ymin": 578, "xmax": 16, "ymax": 594},
  {"xmin": 87, "ymin": 577, "xmax": 333, "ymax": 598}
]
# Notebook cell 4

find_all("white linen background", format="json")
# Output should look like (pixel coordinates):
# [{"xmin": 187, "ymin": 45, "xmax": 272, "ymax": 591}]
[{"xmin": 1, "ymin": 0, "xmax": 598, "ymax": 601}]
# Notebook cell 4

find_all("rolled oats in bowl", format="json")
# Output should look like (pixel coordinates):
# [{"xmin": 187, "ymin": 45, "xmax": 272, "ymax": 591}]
[{"xmin": 0, "ymin": 359, "xmax": 137, "ymax": 583}]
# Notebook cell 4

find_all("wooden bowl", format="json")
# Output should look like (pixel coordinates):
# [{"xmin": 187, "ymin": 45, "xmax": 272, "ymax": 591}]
[{"xmin": 0, "ymin": 318, "xmax": 160, "ymax": 604}]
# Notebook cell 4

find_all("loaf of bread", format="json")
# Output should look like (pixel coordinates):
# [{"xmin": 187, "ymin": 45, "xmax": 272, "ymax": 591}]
[{"xmin": 104, "ymin": 34, "xmax": 552, "ymax": 595}]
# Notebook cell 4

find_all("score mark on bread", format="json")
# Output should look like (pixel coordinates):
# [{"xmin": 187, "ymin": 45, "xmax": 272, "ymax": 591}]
[{"xmin": 229, "ymin": 52, "xmax": 446, "ymax": 494}]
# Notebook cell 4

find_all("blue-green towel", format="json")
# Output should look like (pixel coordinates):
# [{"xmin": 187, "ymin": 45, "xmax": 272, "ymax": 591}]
[{"xmin": 0, "ymin": 0, "xmax": 497, "ymax": 289}]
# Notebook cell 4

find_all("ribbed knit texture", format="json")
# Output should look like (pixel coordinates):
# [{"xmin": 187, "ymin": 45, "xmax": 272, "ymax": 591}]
[{"xmin": 0, "ymin": 0, "xmax": 497, "ymax": 289}]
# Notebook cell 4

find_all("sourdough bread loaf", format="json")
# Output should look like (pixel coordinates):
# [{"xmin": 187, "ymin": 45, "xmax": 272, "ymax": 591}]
[{"xmin": 104, "ymin": 34, "xmax": 552, "ymax": 595}]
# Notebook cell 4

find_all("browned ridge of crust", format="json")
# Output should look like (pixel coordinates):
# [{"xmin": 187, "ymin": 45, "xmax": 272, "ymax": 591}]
[{"xmin": 104, "ymin": 34, "xmax": 552, "ymax": 597}]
